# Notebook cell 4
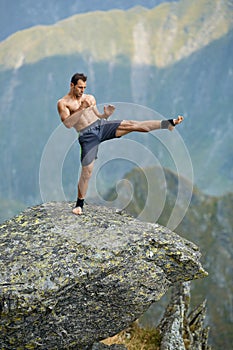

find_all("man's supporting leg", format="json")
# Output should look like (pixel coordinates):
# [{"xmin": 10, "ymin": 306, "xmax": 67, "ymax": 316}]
[{"xmin": 72, "ymin": 161, "xmax": 95, "ymax": 215}]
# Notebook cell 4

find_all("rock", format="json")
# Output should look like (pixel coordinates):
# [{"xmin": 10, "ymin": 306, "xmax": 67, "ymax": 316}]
[
  {"xmin": 158, "ymin": 281, "xmax": 211, "ymax": 350},
  {"xmin": 91, "ymin": 343, "xmax": 127, "ymax": 350},
  {"xmin": 0, "ymin": 202, "xmax": 207, "ymax": 349}
]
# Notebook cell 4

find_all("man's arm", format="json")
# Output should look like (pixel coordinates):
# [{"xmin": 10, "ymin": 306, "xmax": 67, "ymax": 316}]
[
  {"xmin": 92, "ymin": 104, "xmax": 116, "ymax": 119},
  {"xmin": 83, "ymin": 95, "xmax": 115, "ymax": 119},
  {"xmin": 57, "ymin": 100, "xmax": 85, "ymax": 129}
]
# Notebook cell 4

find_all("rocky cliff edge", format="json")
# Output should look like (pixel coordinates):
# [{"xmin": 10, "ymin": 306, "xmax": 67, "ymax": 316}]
[{"xmin": 0, "ymin": 202, "xmax": 207, "ymax": 349}]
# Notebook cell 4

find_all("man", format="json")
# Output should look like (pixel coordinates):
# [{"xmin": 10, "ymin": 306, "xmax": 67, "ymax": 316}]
[{"xmin": 57, "ymin": 73, "xmax": 184, "ymax": 215}]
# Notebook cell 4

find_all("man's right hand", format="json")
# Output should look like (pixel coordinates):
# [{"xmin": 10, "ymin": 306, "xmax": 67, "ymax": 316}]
[
  {"xmin": 79, "ymin": 94, "xmax": 96, "ymax": 110},
  {"xmin": 79, "ymin": 99, "xmax": 92, "ymax": 110}
]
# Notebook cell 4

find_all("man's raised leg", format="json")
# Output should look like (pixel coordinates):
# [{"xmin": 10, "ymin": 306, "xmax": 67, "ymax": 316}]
[{"xmin": 115, "ymin": 115, "xmax": 184, "ymax": 137}]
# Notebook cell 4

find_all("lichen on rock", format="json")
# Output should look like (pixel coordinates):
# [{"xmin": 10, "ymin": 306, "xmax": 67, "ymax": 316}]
[{"xmin": 0, "ymin": 202, "xmax": 207, "ymax": 349}]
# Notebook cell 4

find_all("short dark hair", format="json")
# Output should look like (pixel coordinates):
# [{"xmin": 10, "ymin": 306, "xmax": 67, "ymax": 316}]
[{"xmin": 71, "ymin": 73, "xmax": 87, "ymax": 85}]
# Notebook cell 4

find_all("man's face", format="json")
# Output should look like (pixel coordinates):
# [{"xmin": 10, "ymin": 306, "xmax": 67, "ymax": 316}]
[{"xmin": 72, "ymin": 79, "xmax": 86, "ymax": 98}]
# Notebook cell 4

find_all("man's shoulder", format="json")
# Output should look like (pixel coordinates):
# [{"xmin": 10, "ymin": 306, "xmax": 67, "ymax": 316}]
[{"xmin": 57, "ymin": 94, "xmax": 73, "ymax": 108}]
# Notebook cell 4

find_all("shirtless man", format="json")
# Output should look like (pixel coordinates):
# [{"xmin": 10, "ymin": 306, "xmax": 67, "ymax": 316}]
[{"xmin": 57, "ymin": 72, "xmax": 184, "ymax": 215}]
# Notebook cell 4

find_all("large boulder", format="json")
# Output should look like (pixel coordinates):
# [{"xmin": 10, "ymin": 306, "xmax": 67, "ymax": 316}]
[{"xmin": 0, "ymin": 202, "xmax": 207, "ymax": 349}]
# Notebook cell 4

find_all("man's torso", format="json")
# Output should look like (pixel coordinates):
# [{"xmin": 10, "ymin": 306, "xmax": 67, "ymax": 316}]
[{"xmin": 62, "ymin": 93, "xmax": 99, "ymax": 132}]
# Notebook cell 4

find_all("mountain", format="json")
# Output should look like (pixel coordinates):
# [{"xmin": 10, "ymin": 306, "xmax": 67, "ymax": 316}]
[
  {"xmin": 0, "ymin": 0, "xmax": 177, "ymax": 41},
  {"xmin": 0, "ymin": 0, "xmax": 232, "ymax": 217},
  {"xmin": 1, "ymin": 0, "xmax": 232, "ymax": 69},
  {"xmin": 103, "ymin": 165, "xmax": 233, "ymax": 349}
]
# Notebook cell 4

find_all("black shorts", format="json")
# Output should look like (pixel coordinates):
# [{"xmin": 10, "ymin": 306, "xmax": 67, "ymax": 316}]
[{"xmin": 78, "ymin": 119, "xmax": 122, "ymax": 166}]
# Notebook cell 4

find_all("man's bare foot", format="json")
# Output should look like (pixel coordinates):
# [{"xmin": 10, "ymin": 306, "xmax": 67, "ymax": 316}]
[
  {"xmin": 174, "ymin": 115, "xmax": 184, "ymax": 125},
  {"xmin": 168, "ymin": 115, "xmax": 184, "ymax": 131},
  {"xmin": 72, "ymin": 206, "xmax": 83, "ymax": 215}
]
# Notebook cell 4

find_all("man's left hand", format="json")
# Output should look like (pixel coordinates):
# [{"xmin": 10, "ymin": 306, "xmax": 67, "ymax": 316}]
[{"xmin": 104, "ymin": 104, "xmax": 116, "ymax": 117}]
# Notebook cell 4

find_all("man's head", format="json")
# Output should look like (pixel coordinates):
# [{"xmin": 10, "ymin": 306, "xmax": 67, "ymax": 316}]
[
  {"xmin": 71, "ymin": 73, "xmax": 87, "ymax": 86},
  {"xmin": 70, "ymin": 73, "xmax": 87, "ymax": 98}
]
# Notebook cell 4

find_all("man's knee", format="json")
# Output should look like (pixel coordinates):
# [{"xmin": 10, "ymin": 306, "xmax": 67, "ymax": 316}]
[
  {"xmin": 81, "ymin": 164, "xmax": 94, "ymax": 181},
  {"xmin": 121, "ymin": 120, "xmax": 147, "ymax": 131},
  {"xmin": 132, "ymin": 121, "xmax": 150, "ymax": 132},
  {"xmin": 133, "ymin": 121, "xmax": 151, "ymax": 132}
]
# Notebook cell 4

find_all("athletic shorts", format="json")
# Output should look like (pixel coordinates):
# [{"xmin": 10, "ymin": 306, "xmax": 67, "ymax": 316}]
[{"xmin": 78, "ymin": 119, "xmax": 122, "ymax": 166}]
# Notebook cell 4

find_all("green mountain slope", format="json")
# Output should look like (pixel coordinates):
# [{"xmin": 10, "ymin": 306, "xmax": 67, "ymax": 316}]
[
  {"xmin": 0, "ymin": 0, "xmax": 232, "ymax": 69},
  {"xmin": 0, "ymin": 0, "xmax": 175, "ymax": 41},
  {"xmin": 103, "ymin": 165, "xmax": 233, "ymax": 349}
]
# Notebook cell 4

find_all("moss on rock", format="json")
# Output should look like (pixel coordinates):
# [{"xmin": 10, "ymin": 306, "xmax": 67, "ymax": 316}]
[{"xmin": 0, "ymin": 202, "xmax": 207, "ymax": 349}]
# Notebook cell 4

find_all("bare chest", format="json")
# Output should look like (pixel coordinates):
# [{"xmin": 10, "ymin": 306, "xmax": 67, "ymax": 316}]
[{"xmin": 67, "ymin": 100, "xmax": 81, "ymax": 115}]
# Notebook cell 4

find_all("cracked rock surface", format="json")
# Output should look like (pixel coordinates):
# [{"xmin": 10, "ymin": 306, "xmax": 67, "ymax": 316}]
[{"xmin": 0, "ymin": 202, "xmax": 207, "ymax": 349}]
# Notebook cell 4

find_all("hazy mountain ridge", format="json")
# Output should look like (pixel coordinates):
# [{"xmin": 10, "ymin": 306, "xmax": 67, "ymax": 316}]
[
  {"xmin": 1, "ymin": 0, "xmax": 232, "ymax": 69},
  {"xmin": 0, "ymin": 0, "xmax": 177, "ymax": 41}
]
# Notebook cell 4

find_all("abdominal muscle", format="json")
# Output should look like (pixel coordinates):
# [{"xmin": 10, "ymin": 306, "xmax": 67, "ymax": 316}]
[{"xmin": 73, "ymin": 107, "xmax": 99, "ymax": 132}]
